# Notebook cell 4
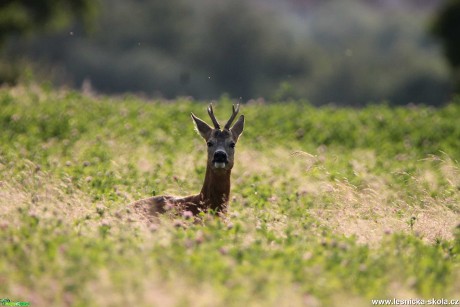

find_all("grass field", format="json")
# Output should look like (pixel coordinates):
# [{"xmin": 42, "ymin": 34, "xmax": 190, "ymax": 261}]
[{"xmin": 0, "ymin": 85, "xmax": 459, "ymax": 306}]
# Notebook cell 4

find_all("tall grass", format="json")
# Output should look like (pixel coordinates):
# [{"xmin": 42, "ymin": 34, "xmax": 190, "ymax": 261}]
[{"xmin": 0, "ymin": 85, "xmax": 459, "ymax": 306}]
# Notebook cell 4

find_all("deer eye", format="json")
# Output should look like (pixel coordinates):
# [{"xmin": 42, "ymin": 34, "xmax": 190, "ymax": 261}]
[
  {"xmin": 207, "ymin": 141, "xmax": 214, "ymax": 147},
  {"xmin": 229, "ymin": 142, "xmax": 236, "ymax": 148}
]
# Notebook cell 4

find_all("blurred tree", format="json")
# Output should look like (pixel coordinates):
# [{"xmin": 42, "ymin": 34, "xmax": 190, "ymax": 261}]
[
  {"xmin": 190, "ymin": 0, "xmax": 309, "ymax": 99},
  {"xmin": 0, "ymin": 0, "xmax": 97, "ymax": 47},
  {"xmin": 432, "ymin": 0, "xmax": 460, "ymax": 93},
  {"xmin": 2, "ymin": 0, "xmax": 453, "ymax": 105}
]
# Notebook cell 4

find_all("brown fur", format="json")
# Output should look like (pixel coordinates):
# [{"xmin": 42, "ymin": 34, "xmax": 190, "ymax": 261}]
[{"xmin": 132, "ymin": 104, "xmax": 244, "ymax": 218}]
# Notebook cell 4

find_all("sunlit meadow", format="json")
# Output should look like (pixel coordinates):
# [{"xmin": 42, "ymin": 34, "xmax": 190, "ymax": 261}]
[{"xmin": 0, "ymin": 85, "xmax": 459, "ymax": 306}]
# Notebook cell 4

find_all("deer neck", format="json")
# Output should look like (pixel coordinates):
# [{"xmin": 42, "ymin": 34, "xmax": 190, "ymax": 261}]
[{"xmin": 200, "ymin": 166, "xmax": 231, "ymax": 212}]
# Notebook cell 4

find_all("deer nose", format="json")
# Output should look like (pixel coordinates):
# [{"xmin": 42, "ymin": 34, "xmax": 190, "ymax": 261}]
[{"xmin": 213, "ymin": 150, "xmax": 228, "ymax": 163}]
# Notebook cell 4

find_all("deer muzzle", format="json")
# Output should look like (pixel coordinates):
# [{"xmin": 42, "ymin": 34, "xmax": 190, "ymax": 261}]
[{"xmin": 212, "ymin": 150, "xmax": 228, "ymax": 168}]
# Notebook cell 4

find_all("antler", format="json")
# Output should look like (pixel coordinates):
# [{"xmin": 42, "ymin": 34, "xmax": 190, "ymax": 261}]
[
  {"xmin": 224, "ymin": 104, "xmax": 240, "ymax": 130},
  {"xmin": 207, "ymin": 103, "xmax": 220, "ymax": 129}
]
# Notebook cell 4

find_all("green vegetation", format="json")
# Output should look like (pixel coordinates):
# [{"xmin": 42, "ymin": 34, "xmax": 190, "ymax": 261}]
[{"xmin": 0, "ymin": 85, "xmax": 459, "ymax": 306}]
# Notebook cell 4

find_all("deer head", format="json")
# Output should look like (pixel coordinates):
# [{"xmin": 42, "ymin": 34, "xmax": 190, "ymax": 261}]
[{"xmin": 191, "ymin": 104, "xmax": 245, "ymax": 172}]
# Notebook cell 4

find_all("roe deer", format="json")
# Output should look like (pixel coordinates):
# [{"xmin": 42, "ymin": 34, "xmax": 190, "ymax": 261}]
[{"xmin": 132, "ymin": 103, "xmax": 244, "ymax": 218}]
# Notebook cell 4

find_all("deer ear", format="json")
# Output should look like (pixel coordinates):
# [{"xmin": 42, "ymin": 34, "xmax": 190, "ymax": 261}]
[
  {"xmin": 191, "ymin": 113, "xmax": 213, "ymax": 140},
  {"xmin": 230, "ymin": 115, "xmax": 244, "ymax": 141}
]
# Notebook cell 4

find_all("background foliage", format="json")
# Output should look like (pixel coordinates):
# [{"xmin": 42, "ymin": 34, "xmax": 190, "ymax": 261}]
[
  {"xmin": 0, "ymin": 0, "xmax": 95, "ymax": 45},
  {"xmin": 432, "ymin": 0, "xmax": 460, "ymax": 92},
  {"xmin": 1, "ymin": 0, "xmax": 457, "ymax": 106}
]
